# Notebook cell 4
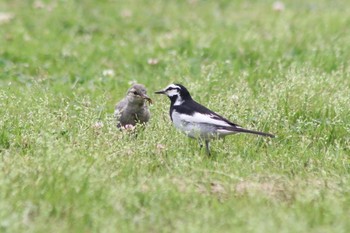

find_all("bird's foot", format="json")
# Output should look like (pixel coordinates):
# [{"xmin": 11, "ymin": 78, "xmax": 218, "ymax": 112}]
[{"xmin": 205, "ymin": 140, "xmax": 211, "ymax": 156}]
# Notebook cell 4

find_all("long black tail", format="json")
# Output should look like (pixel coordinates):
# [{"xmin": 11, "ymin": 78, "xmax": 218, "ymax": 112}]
[{"xmin": 233, "ymin": 127, "xmax": 275, "ymax": 138}]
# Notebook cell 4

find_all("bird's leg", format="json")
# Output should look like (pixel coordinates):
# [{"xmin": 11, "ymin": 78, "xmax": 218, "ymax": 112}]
[
  {"xmin": 205, "ymin": 140, "xmax": 211, "ymax": 156},
  {"xmin": 198, "ymin": 138, "xmax": 203, "ymax": 149}
]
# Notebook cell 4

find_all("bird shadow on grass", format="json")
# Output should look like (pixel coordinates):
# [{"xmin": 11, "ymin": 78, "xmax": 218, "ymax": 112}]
[
  {"xmin": 192, "ymin": 135, "xmax": 276, "ymax": 160},
  {"xmin": 186, "ymin": 139, "xmax": 222, "ymax": 160}
]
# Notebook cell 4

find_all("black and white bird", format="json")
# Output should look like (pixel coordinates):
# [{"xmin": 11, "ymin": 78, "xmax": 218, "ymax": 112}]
[
  {"xmin": 115, "ymin": 84, "xmax": 152, "ymax": 129},
  {"xmin": 155, "ymin": 84, "xmax": 274, "ymax": 155}
]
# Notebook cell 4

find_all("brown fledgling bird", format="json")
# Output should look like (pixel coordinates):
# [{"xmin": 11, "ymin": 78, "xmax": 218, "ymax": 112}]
[{"xmin": 114, "ymin": 84, "xmax": 152, "ymax": 129}]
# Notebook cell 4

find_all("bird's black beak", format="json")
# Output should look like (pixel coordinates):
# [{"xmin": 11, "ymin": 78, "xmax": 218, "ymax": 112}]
[{"xmin": 154, "ymin": 90, "xmax": 165, "ymax": 94}]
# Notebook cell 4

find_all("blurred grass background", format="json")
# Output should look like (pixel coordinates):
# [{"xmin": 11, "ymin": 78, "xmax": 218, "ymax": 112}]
[{"xmin": 0, "ymin": 0, "xmax": 349, "ymax": 232}]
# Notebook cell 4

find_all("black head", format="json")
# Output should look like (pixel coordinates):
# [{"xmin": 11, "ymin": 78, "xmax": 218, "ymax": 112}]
[{"xmin": 155, "ymin": 83, "xmax": 192, "ymax": 105}]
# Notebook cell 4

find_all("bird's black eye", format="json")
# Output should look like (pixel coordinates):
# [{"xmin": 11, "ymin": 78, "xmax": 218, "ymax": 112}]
[{"xmin": 133, "ymin": 91, "xmax": 138, "ymax": 95}]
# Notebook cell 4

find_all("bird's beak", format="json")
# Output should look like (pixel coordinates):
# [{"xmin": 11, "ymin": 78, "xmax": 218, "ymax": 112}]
[
  {"xmin": 154, "ymin": 90, "xmax": 165, "ymax": 94},
  {"xmin": 141, "ymin": 94, "xmax": 153, "ymax": 104}
]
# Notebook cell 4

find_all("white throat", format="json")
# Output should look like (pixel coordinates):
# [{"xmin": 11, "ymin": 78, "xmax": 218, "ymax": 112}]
[{"xmin": 173, "ymin": 95, "xmax": 184, "ymax": 106}]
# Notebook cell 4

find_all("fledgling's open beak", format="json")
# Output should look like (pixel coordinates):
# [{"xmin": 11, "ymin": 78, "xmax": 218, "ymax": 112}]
[
  {"xmin": 154, "ymin": 90, "xmax": 165, "ymax": 94},
  {"xmin": 141, "ymin": 94, "xmax": 153, "ymax": 104}
]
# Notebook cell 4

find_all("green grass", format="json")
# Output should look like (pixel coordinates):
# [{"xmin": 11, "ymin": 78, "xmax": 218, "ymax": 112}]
[{"xmin": 0, "ymin": 0, "xmax": 350, "ymax": 232}]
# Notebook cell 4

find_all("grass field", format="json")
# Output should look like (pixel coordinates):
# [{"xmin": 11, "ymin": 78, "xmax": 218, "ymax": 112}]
[{"xmin": 1, "ymin": 0, "xmax": 349, "ymax": 232}]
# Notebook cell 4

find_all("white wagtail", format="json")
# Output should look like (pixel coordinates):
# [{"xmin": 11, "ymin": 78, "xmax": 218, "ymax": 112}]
[
  {"xmin": 115, "ymin": 84, "xmax": 152, "ymax": 129},
  {"xmin": 155, "ymin": 84, "xmax": 274, "ymax": 155}
]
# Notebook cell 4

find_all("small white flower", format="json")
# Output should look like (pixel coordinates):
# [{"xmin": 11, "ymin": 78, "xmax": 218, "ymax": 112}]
[
  {"xmin": 128, "ymin": 80, "xmax": 137, "ymax": 85},
  {"xmin": 188, "ymin": 0, "xmax": 198, "ymax": 5},
  {"xmin": 93, "ymin": 121, "xmax": 104, "ymax": 130},
  {"xmin": 156, "ymin": 144, "xmax": 166, "ymax": 150},
  {"xmin": 120, "ymin": 9, "xmax": 132, "ymax": 18},
  {"xmin": 273, "ymin": 1, "xmax": 285, "ymax": 12},
  {"xmin": 33, "ymin": 0, "xmax": 45, "ymax": 9},
  {"xmin": 102, "ymin": 69, "xmax": 115, "ymax": 77},
  {"xmin": 122, "ymin": 124, "xmax": 135, "ymax": 131},
  {"xmin": 0, "ymin": 12, "xmax": 14, "ymax": 24},
  {"xmin": 147, "ymin": 58, "xmax": 159, "ymax": 65},
  {"xmin": 230, "ymin": 95, "xmax": 239, "ymax": 101},
  {"xmin": 164, "ymin": 32, "xmax": 175, "ymax": 40}
]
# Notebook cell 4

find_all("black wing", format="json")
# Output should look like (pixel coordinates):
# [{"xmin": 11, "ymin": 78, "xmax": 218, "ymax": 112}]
[{"xmin": 172, "ymin": 99, "xmax": 241, "ymax": 128}]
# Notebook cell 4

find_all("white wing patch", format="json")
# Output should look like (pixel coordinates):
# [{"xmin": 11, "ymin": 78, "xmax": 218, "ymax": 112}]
[
  {"xmin": 171, "ymin": 110, "xmax": 238, "ymax": 139},
  {"xmin": 217, "ymin": 129, "xmax": 238, "ymax": 134},
  {"xmin": 179, "ymin": 112, "xmax": 232, "ymax": 127}
]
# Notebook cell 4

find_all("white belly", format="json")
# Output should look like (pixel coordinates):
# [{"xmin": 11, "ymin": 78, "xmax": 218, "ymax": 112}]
[{"xmin": 172, "ymin": 111, "xmax": 221, "ymax": 139}]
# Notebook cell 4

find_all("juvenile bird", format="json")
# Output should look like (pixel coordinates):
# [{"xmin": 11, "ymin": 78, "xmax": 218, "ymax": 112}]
[
  {"xmin": 155, "ymin": 84, "xmax": 274, "ymax": 155},
  {"xmin": 115, "ymin": 84, "xmax": 152, "ymax": 129}
]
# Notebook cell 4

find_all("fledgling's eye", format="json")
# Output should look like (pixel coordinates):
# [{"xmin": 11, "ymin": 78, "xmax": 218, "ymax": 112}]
[{"xmin": 133, "ymin": 91, "xmax": 138, "ymax": 95}]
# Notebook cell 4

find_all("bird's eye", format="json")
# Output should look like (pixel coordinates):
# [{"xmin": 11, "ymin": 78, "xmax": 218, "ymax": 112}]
[{"xmin": 133, "ymin": 91, "xmax": 138, "ymax": 95}]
